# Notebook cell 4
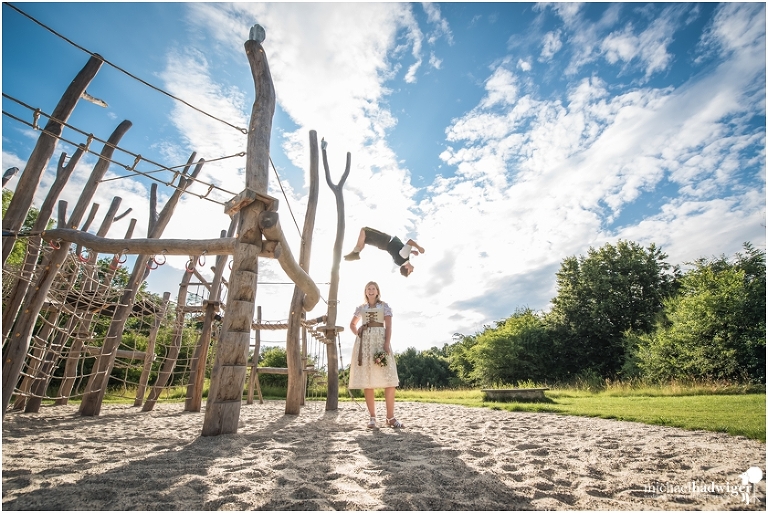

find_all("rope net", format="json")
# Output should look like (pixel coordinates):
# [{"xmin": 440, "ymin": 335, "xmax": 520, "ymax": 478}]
[{"xmin": 2, "ymin": 239, "xmax": 219, "ymax": 409}]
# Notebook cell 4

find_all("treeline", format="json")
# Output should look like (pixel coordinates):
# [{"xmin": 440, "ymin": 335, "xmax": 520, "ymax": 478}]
[{"xmin": 395, "ymin": 241, "xmax": 765, "ymax": 389}]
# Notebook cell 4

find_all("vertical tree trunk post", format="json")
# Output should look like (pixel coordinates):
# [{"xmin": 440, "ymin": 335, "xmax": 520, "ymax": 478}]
[
  {"xmin": 2, "ymin": 167, "xmax": 19, "ymax": 187},
  {"xmin": 321, "ymin": 143, "xmax": 351, "ymax": 411},
  {"xmin": 284, "ymin": 130, "xmax": 320, "ymax": 414},
  {"xmin": 184, "ymin": 217, "xmax": 236, "ymax": 412},
  {"xmin": 2, "ymin": 146, "xmax": 85, "ymax": 340},
  {"xmin": 142, "ymin": 268, "xmax": 195, "ymax": 412},
  {"xmin": 2, "ymin": 55, "xmax": 103, "ymax": 266},
  {"xmin": 247, "ymin": 306, "xmax": 263, "ymax": 404},
  {"xmin": 133, "ymin": 292, "xmax": 171, "ymax": 406},
  {"xmin": 202, "ymin": 25, "xmax": 275, "ymax": 436},
  {"xmin": 79, "ymin": 158, "xmax": 204, "ymax": 416},
  {"xmin": 1, "ymin": 120, "xmax": 132, "ymax": 417}
]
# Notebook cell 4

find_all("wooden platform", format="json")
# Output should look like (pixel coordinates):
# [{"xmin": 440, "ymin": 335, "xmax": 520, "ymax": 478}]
[{"xmin": 482, "ymin": 388, "xmax": 549, "ymax": 401}]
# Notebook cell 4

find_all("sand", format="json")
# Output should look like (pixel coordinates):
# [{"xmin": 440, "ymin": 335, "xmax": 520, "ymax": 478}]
[{"xmin": 2, "ymin": 400, "xmax": 765, "ymax": 511}]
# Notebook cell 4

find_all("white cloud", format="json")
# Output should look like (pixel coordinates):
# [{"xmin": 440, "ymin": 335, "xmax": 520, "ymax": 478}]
[
  {"xmin": 427, "ymin": 4, "xmax": 765, "ymax": 343},
  {"xmin": 601, "ymin": 13, "xmax": 676, "ymax": 79},
  {"xmin": 478, "ymin": 67, "xmax": 519, "ymax": 110},
  {"xmin": 540, "ymin": 30, "xmax": 562, "ymax": 61}
]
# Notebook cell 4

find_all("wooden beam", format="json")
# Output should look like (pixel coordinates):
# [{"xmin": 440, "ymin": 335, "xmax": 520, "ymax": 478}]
[
  {"xmin": 2, "ymin": 55, "xmax": 103, "ymax": 265},
  {"xmin": 259, "ymin": 211, "xmax": 320, "ymax": 312}
]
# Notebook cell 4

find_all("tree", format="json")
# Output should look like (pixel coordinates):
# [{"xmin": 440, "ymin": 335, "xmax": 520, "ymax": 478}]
[
  {"xmin": 446, "ymin": 333, "xmax": 478, "ymax": 386},
  {"xmin": 258, "ymin": 346, "xmax": 288, "ymax": 387},
  {"xmin": 395, "ymin": 347, "xmax": 454, "ymax": 389},
  {"xmin": 634, "ymin": 243, "xmax": 765, "ymax": 382},
  {"xmin": 466, "ymin": 308, "xmax": 552, "ymax": 386},
  {"xmin": 547, "ymin": 240, "xmax": 679, "ymax": 378}
]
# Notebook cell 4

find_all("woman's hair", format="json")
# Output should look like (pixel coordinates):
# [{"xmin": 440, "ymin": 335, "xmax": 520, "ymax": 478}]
[{"xmin": 363, "ymin": 281, "xmax": 381, "ymax": 304}]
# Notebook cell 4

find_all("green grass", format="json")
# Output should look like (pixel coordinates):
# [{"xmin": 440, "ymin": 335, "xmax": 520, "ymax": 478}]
[{"xmin": 359, "ymin": 387, "xmax": 765, "ymax": 442}]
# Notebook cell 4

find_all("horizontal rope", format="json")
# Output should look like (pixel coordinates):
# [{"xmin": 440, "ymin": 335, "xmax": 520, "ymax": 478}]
[
  {"xmin": 3, "ymin": 95, "xmax": 241, "ymax": 205},
  {"xmin": 5, "ymin": 2, "xmax": 249, "ymax": 135}
]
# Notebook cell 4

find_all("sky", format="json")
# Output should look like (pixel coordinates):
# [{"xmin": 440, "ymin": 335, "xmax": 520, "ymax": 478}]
[{"xmin": 2, "ymin": 2, "xmax": 765, "ymax": 368}]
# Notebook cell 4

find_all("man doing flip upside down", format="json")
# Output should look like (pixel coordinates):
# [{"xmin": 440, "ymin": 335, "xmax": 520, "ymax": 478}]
[{"xmin": 344, "ymin": 227, "xmax": 425, "ymax": 277}]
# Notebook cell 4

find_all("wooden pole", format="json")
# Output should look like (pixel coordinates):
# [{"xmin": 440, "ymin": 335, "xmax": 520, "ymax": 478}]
[
  {"xmin": 134, "ymin": 292, "xmax": 171, "ymax": 406},
  {"xmin": 142, "ymin": 268, "xmax": 194, "ymax": 411},
  {"xmin": 184, "ymin": 217, "xmax": 236, "ymax": 412},
  {"xmin": 2, "ymin": 55, "xmax": 103, "ymax": 266},
  {"xmin": 79, "ymin": 159, "xmax": 204, "ymax": 416},
  {"xmin": 284, "ymin": 130, "xmax": 320, "ymax": 414},
  {"xmin": 321, "ymin": 142, "xmax": 351, "ymax": 411},
  {"xmin": 2, "ymin": 146, "xmax": 85, "ymax": 340},
  {"xmin": 202, "ymin": 26, "xmax": 275, "ymax": 436},
  {"xmin": 2, "ymin": 167, "xmax": 19, "ymax": 187},
  {"xmin": 247, "ymin": 306, "xmax": 263, "ymax": 404},
  {"xmin": 1, "ymin": 120, "xmax": 132, "ymax": 417}
]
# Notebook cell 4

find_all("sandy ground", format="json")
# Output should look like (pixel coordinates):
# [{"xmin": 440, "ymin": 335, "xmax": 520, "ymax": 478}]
[{"xmin": 2, "ymin": 400, "xmax": 765, "ymax": 511}]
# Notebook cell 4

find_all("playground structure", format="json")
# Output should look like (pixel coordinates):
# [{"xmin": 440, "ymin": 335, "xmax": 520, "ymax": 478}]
[{"xmin": 2, "ymin": 24, "xmax": 349, "ymax": 435}]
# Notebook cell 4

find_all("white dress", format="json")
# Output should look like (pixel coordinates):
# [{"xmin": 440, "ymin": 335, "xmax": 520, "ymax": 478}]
[{"xmin": 348, "ymin": 302, "xmax": 399, "ymax": 389}]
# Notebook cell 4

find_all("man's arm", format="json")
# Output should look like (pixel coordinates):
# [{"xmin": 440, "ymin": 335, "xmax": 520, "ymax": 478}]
[{"xmin": 406, "ymin": 239, "xmax": 425, "ymax": 254}]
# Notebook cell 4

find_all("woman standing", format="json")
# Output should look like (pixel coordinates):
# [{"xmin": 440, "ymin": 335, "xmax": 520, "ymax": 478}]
[{"xmin": 348, "ymin": 281, "xmax": 404, "ymax": 429}]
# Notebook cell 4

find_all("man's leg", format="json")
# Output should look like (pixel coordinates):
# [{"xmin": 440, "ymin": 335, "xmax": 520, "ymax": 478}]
[{"xmin": 344, "ymin": 228, "xmax": 367, "ymax": 260}]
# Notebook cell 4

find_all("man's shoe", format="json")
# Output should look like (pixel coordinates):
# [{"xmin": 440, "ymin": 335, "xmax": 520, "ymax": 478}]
[{"xmin": 344, "ymin": 251, "xmax": 361, "ymax": 261}]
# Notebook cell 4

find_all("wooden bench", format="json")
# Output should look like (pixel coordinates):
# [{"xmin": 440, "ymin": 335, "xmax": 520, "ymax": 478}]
[{"xmin": 482, "ymin": 388, "xmax": 549, "ymax": 401}]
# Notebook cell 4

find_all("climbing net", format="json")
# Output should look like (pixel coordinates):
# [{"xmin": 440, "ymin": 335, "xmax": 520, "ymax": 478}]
[{"xmin": 2, "ymin": 238, "xmax": 217, "ymax": 411}]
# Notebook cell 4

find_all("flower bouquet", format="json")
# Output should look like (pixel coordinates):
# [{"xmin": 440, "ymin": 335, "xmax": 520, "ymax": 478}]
[{"xmin": 373, "ymin": 350, "xmax": 388, "ymax": 367}]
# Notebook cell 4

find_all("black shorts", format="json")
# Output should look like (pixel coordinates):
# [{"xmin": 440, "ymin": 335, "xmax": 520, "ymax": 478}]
[{"xmin": 362, "ymin": 227, "xmax": 392, "ymax": 251}]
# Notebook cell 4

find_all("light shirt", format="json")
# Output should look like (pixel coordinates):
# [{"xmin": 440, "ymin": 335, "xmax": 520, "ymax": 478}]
[{"xmin": 398, "ymin": 244, "xmax": 413, "ymax": 260}]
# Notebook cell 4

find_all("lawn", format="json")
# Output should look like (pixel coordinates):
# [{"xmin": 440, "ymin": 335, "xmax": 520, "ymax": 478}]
[{"xmin": 350, "ymin": 387, "xmax": 767, "ymax": 442}]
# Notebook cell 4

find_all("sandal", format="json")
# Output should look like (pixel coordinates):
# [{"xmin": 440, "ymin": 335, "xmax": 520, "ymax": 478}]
[
  {"xmin": 367, "ymin": 417, "xmax": 377, "ymax": 429},
  {"xmin": 386, "ymin": 417, "xmax": 404, "ymax": 429}
]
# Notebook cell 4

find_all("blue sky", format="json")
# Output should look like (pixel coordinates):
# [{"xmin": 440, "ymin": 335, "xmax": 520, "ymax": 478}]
[{"xmin": 2, "ymin": 3, "xmax": 765, "ymax": 362}]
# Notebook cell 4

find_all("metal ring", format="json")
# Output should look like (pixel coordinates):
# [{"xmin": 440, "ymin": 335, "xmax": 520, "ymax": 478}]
[
  {"xmin": 153, "ymin": 253, "xmax": 166, "ymax": 266},
  {"xmin": 49, "ymin": 239, "xmax": 61, "ymax": 250},
  {"xmin": 186, "ymin": 258, "xmax": 196, "ymax": 272},
  {"xmin": 146, "ymin": 259, "xmax": 159, "ymax": 270},
  {"xmin": 197, "ymin": 254, "xmax": 206, "ymax": 267}
]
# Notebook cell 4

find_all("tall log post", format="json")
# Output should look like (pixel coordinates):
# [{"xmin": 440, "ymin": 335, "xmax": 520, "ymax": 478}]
[
  {"xmin": 202, "ymin": 26, "xmax": 275, "ymax": 436},
  {"xmin": 79, "ymin": 158, "xmax": 204, "ymax": 416},
  {"xmin": 321, "ymin": 142, "xmax": 351, "ymax": 411},
  {"xmin": 247, "ymin": 306, "xmax": 263, "ymax": 404},
  {"xmin": 1, "ymin": 120, "xmax": 132, "ymax": 417},
  {"xmin": 3, "ymin": 167, "xmax": 19, "ymax": 187},
  {"xmin": 184, "ymin": 216, "xmax": 237, "ymax": 412},
  {"xmin": 284, "ymin": 130, "xmax": 320, "ymax": 414},
  {"xmin": 2, "ymin": 146, "xmax": 85, "ymax": 340},
  {"xmin": 142, "ymin": 269, "xmax": 194, "ymax": 411},
  {"xmin": 134, "ymin": 292, "xmax": 171, "ymax": 406},
  {"xmin": 2, "ymin": 55, "xmax": 103, "ymax": 266}
]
